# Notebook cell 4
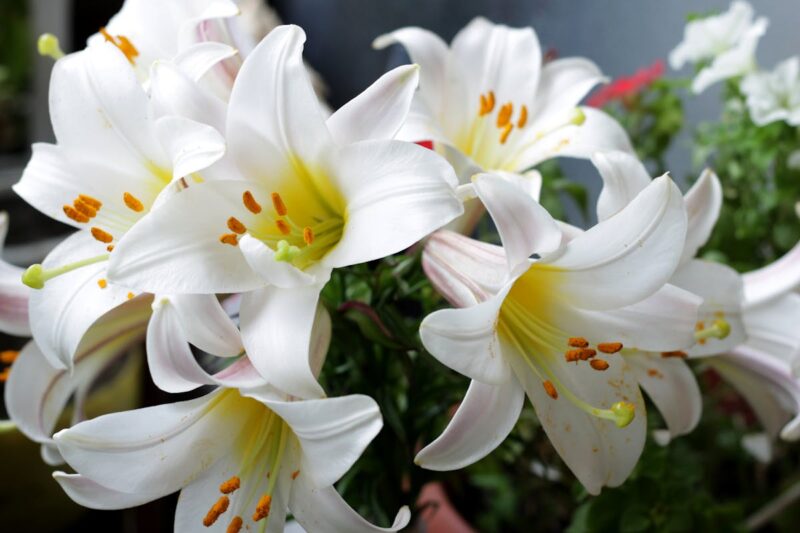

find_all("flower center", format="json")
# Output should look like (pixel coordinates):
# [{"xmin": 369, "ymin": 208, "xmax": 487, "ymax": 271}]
[{"xmin": 98, "ymin": 27, "xmax": 139, "ymax": 65}]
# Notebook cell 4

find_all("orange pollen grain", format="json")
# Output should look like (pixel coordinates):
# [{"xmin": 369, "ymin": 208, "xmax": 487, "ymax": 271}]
[
  {"xmin": 517, "ymin": 105, "xmax": 528, "ymax": 128},
  {"xmin": 565, "ymin": 349, "xmax": 582, "ymax": 363},
  {"xmin": 97, "ymin": 278, "xmax": 108, "ymax": 289},
  {"xmin": 499, "ymin": 123, "xmax": 514, "ymax": 144},
  {"xmin": 291, "ymin": 470, "xmax": 300, "ymax": 480},
  {"xmin": 78, "ymin": 194, "xmax": 102, "ymax": 209},
  {"xmin": 73, "ymin": 199, "xmax": 98, "ymax": 218},
  {"xmin": 579, "ymin": 348, "xmax": 597, "ymax": 361},
  {"xmin": 123, "ymin": 192, "xmax": 144, "ymax": 212},
  {"xmin": 219, "ymin": 233, "xmax": 238, "ymax": 246},
  {"xmin": 127, "ymin": 292, "xmax": 135, "ymax": 300},
  {"xmin": 568, "ymin": 337, "xmax": 589, "ymax": 348},
  {"xmin": 496, "ymin": 102, "xmax": 513, "ymax": 127},
  {"xmin": 203, "ymin": 496, "xmax": 230, "ymax": 527},
  {"xmin": 590, "ymin": 359, "xmax": 610, "ymax": 371},
  {"xmin": 106, "ymin": 245, "xmax": 115, "ymax": 252},
  {"xmin": 647, "ymin": 368, "xmax": 662, "ymax": 378},
  {"xmin": 303, "ymin": 227, "xmax": 314, "ymax": 245},
  {"xmin": 91, "ymin": 227, "xmax": 114, "ymax": 243},
  {"xmin": 63, "ymin": 205, "xmax": 90, "ymax": 223},
  {"xmin": 252, "ymin": 494, "xmax": 272, "ymax": 521},
  {"xmin": 0, "ymin": 350, "xmax": 19, "ymax": 364},
  {"xmin": 226, "ymin": 516, "xmax": 243, "ymax": 533},
  {"xmin": 271, "ymin": 192, "xmax": 288, "ymax": 216},
  {"xmin": 598, "ymin": 342, "xmax": 623, "ymax": 354},
  {"xmin": 227, "ymin": 217, "xmax": 246, "ymax": 235},
  {"xmin": 543, "ymin": 380, "xmax": 558, "ymax": 399},
  {"xmin": 275, "ymin": 219, "xmax": 291, "ymax": 235},
  {"xmin": 219, "ymin": 476, "xmax": 240, "ymax": 494},
  {"xmin": 661, "ymin": 350, "xmax": 688, "ymax": 359},
  {"xmin": 243, "ymin": 191, "xmax": 262, "ymax": 214}
]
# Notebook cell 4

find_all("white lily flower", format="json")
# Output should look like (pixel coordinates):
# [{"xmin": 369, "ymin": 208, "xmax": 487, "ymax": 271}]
[
  {"xmin": 105, "ymin": 25, "xmax": 462, "ymax": 399},
  {"xmin": 669, "ymin": 0, "xmax": 767, "ymax": 94},
  {"xmin": 0, "ymin": 213, "xmax": 31, "ymax": 337},
  {"xmin": 417, "ymin": 172, "xmax": 698, "ymax": 494},
  {"xmin": 53, "ymin": 387, "xmax": 410, "ymax": 533},
  {"xmin": 741, "ymin": 57, "xmax": 800, "ymax": 126}
]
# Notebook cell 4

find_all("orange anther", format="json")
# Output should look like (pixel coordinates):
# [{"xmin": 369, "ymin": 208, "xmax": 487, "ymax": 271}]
[
  {"xmin": 219, "ymin": 476, "xmax": 240, "ymax": 494},
  {"xmin": 479, "ymin": 94, "xmax": 489, "ymax": 115},
  {"xmin": 123, "ymin": 192, "xmax": 144, "ymax": 212},
  {"xmin": 203, "ymin": 496, "xmax": 230, "ymax": 527},
  {"xmin": 219, "ymin": 233, "xmax": 238, "ymax": 246},
  {"xmin": 73, "ymin": 199, "xmax": 98, "ymax": 218},
  {"xmin": 496, "ymin": 102, "xmax": 513, "ymax": 128},
  {"xmin": 579, "ymin": 348, "xmax": 597, "ymax": 361},
  {"xmin": 78, "ymin": 194, "xmax": 102, "ymax": 209},
  {"xmin": 486, "ymin": 91, "xmax": 495, "ymax": 113},
  {"xmin": 0, "ymin": 350, "xmax": 19, "ymax": 364},
  {"xmin": 568, "ymin": 337, "xmax": 589, "ymax": 348},
  {"xmin": 90, "ymin": 227, "xmax": 114, "ymax": 243},
  {"xmin": 0, "ymin": 368, "xmax": 9, "ymax": 382},
  {"xmin": 598, "ymin": 342, "xmax": 623, "ymax": 354},
  {"xmin": 303, "ymin": 227, "xmax": 314, "ymax": 245},
  {"xmin": 565, "ymin": 349, "xmax": 582, "ymax": 363},
  {"xmin": 291, "ymin": 470, "xmax": 300, "ymax": 480},
  {"xmin": 226, "ymin": 516, "xmax": 243, "ymax": 533},
  {"xmin": 243, "ymin": 191, "xmax": 262, "ymax": 214},
  {"xmin": 99, "ymin": 27, "xmax": 139, "ymax": 64},
  {"xmin": 227, "ymin": 217, "xmax": 246, "ymax": 235},
  {"xmin": 517, "ymin": 105, "xmax": 528, "ymax": 128},
  {"xmin": 499, "ymin": 123, "xmax": 513, "ymax": 144},
  {"xmin": 252, "ymin": 494, "xmax": 272, "ymax": 521},
  {"xmin": 97, "ymin": 279, "xmax": 108, "ymax": 289},
  {"xmin": 543, "ymin": 380, "xmax": 558, "ymax": 399},
  {"xmin": 63, "ymin": 205, "xmax": 90, "ymax": 223},
  {"xmin": 590, "ymin": 359, "xmax": 609, "ymax": 371},
  {"xmin": 271, "ymin": 192, "xmax": 288, "ymax": 216},
  {"xmin": 661, "ymin": 350, "xmax": 688, "ymax": 359},
  {"xmin": 275, "ymin": 219, "xmax": 291, "ymax": 235}
]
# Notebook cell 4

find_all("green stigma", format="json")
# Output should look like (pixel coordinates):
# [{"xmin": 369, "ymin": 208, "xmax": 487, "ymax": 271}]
[
  {"xmin": 38, "ymin": 33, "xmax": 65, "ymax": 61},
  {"xmin": 274, "ymin": 240, "xmax": 301, "ymax": 263},
  {"xmin": 611, "ymin": 401, "xmax": 636, "ymax": 428},
  {"xmin": 21, "ymin": 253, "xmax": 109, "ymax": 289},
  {"xmin": 571, "ymin": 107, "xmax": 586, "ymax": 126},
  {"xmin": 695, "ymin": 318, "xmax": 731, "ymax": 342}
]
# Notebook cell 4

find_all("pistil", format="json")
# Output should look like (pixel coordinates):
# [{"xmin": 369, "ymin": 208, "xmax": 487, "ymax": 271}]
[
  {"xmin": 22, "ymin": 254, "xmax": 110, "ymax": 289},
  {"xmin": 694, "ymin": 318, "xmax": 731, "ymax": 342}
]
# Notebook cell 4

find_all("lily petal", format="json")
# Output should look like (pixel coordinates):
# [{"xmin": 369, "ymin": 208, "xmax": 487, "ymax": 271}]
[
  {"xmin": 592, "ymin": 151, "xmax": 651, "ymax": 222},
  {"xmin": 172, "ymin": 41, "xmax": 238, "ymax": 82},
  {"xmin": 743, "ymin": 239, "xmax": 800, "ymax": 306},
  {"xmin": 681, "ymin": 169, "xmax": 722, "ymax": 265},
  {"xmin": 530, "ymin": 57, "xmax": 606, "ymax": 130},
  {"xmin": 53, "ymin": 473, "xmax": 161, "ymax": 510},
  {"xmin": 238, "ymin": 234, "xmax": 318, "ymax": 289},
  {"xmin": 0, "ymin": 212, "xmax": 30, "ymax": 336},
  {"xmin": 742, "ymin": 293, "xmax": 800, "ymax": 361},
  {"xmin": 155, "ymin": 116, "xmax": 226, "ymax": 181}
]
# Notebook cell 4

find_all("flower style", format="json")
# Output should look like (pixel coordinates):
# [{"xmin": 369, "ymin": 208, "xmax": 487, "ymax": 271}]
[
  {"xmin": 586, "ymin": 60, "xmax": 665, "ymax": 108},
  {"xmin": 669, "ymin": 0, "xmax": 767, "ymax": 94},
  {"xmin": 417, "ymin": 172, "xmax": 700, "ymax": 494},
  {"xmin": 741, "ymin": 57, "xmax": 800, "ymax": 126},
  {"xmin": 0, "ymin": 213, "xmax": 31, "ymax": 337},
  {"xmin": 52, "ymin": 387, "xmax": 410, "ymax": 533},
  {"xmin": 105, "ymin": 25, "xmax": 463, "ymax": 399}
]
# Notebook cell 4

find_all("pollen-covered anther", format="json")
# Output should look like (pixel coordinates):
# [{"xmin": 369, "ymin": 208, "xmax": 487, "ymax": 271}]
[
  {"xmin": 203, "ymin": 495, "xmax": 230, "ymax": 527},
  {"xmin": 227, "ymin": 217, "xmax": 246, "ymax": 235},
  {"xmin": 661, "ymin": 350, "xmax": 688, "ymax": 359},
  {"xmin": 0, "ymin": 368, "xmax": 9, "ymax": 382},
  {"xmin": 578, "ymin": 348, "xmax": 597, "ymax": 361},
  {"xmin": 499, "ymin": 123, "xmax": 514, "ymax": 144},
  {"xmin": 73, "ymin": 199, "xmax": 98, "ymax": 218},
  {"xmin": 63, "ymin": 205, "xmax": 90, "ymax": 223},
  {"xmin": 90, "ymin": 227, "xmax": 114, "ymax": 244},
  {"xmin": 78, "ymin": 194, "xmax": 102, "ymax": 209},
  {"xmin": 565, "ymin": 349, "xmax": 581, "ymax": 363},
  {"xmin": 275, "ymin": 219, "xmax": 291, "ymax": 235},
  {"xmin": 243, "ymin": 190, "xmax": 262, "ymax": 214},
  {"xmin": 252, "ymin": 494, "xmax": 272, "ymax": 521},
  {"xmin": 219, "ymin": 476, "xmax": 240, "ymax": 494},
  {"xmin": 517, "ymin": 105, "xmax": 528, "ymax": 128},
  {"xmin": 219, "ymin": 233, "xmax": 239, "ymax": 246},
  {"xmin": 303, "ymin": 227, "xmax": 314, "ymax": 245},
  {"xmin": 99, "ymin": 27, "xmax": 139, "ymax": 64},
  {"xmin": 226, "ymin": 516, "xmax": 243, "ymax": 533},
  {"xmin": 589, "ymin": 359, "xmax": 609, "ymax": 371},
  {"xmin": 479, "ymin": 91, "xmax": 496, "ymax": 116},
  {"xmin": 0, "ymin": 350, "xmax": 19, "ymax": 364},
  {"xmin": 271, "ymin": 192, "xmax": 288, "ymax": 216},
  {"xmin": 496, "ymin": 102, "xmax": 513, "ymax": 127},
  {"xmin": 542, "ymin": 380, "xmax": 558, "ymax": 399},
  {"xmin": 597, "ymin": 342, "xmax": 623, "ymax": 354},
  {"xmin": 568, "ymin": 337, "xmax": 589, "ymax": 348},
  {"xmin": 123, "ymin": 192, "xmax": 144, "ymax": 212}
]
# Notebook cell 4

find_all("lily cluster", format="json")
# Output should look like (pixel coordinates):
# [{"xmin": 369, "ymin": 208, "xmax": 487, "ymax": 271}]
[{"xmin": 0, "ymin": 1, "xmax": 799, "ymax": 531}]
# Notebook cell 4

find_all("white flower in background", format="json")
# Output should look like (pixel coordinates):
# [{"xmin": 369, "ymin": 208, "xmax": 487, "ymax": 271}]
[
  {"xmin": 741, "ymin": 57, "xmax": 800, "ymax": 126},
  {"xmin": 13, "ymin": 42, "xmax": 228, "ymax": 371},
  {"xmin": 105, "ymin": 25, "xmax": 463, "ymax": 399},
  {"xmin": 669, "ymin": 0, "xmax": 767, "ymax": 94},
  {"xmin": 53, "ymin": 387, "xmax": 410, "ymax": 533},
  {"xmin": 0, "ymin": 213, "xmax": 31, "ymax": 337},
  {"xmin": 375, "ymin": 17, "xmax": 633, "ymax": 232},
  {"xmin": 417, "ymin": 172, "xmax": 699, "ymax": 494}
]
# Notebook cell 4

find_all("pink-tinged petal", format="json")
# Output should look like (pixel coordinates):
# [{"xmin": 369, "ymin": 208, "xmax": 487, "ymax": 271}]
[
  {"xmin": 415, "ymin": 379, "xmax": 524, "ymax": 470},
  {"xmin": 473, "ymin": 173, "xmax": 562, "ymax": 275},
  {"xmin": 327, "ymin": 64, "xmax": 419, "ymax": 145},
  {"xmin": 291, "ymin": 472, "xmax": 411, "ymax": 532},
  {"xmin": 743, "ymin": 239, "xmax": 800, "ymax": 306},
  {"xmin": 53, "ymin": 473, "xmax": 161, "ymax": 510},
  {"xmin": 681, "ymin": 169, "xmax": 722, "ymax": 265},
  {"xmin": 592, "ymin": 151, "xmax": 651, "ymax": 222},
  {"xmin": 628, "ymin": 353, "xmax": 701, "ymax": 438},
  {"xmin": 0, "ymin": 212, "xmax": 30, "ymax": 336}
]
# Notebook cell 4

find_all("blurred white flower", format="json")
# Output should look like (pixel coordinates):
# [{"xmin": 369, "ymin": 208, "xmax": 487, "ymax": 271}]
[{"xmin": 741, "ymin": 57, "xmax": 800, "ymax": 126}]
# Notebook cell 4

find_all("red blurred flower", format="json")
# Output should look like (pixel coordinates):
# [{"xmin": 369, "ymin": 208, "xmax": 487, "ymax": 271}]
[{"xmin": 587, "ymin": 59, "xmax": 665, "ymax": 108}]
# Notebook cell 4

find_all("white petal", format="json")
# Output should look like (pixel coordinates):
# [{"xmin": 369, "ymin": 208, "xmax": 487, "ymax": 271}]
[
  {"xmin": 592, "ymin": 151, "xmax": 651, "ymax": 222},
  {"xmin": 530, "ymin": 57, "xmax": 606, "ymax": 129},
  {"xmin": 323, "ymin": 140, "xmax": 462, "ymax": 268},
  {"xmin": 171, "ymin": 293, "xmax": 242, "ymax": 356},
  {"xmin": 327, "ymin": 64, "xmax": 419, "ymax": 145},
  {"xmin": 253, "ymin": 394, "xmax": 382, "ymax": 488},
  {"xmin": 743, "ymin": 240, "xmax": 800, "ymax": 306},
  {"xmin": 548, "ymin": 175, "xmax": 686, "ymax": 310},
  {"xmin": 239, "ymin": 285, "xmax": 327, "ymax": 399},
  {"xmin": 473, "ymin": 173, "xmax": 562, "ymax": 275},
  {"xmin": 291, "ymin": 473, "xmax": 411, "ymax": 533},
  {"xmin": 628, "ymin": 353, "xmax": 701, "ymax": 437},
  {"xmin": 743, "ymin": 293, "xmax": 800, "ymax": 360},
  {"xmin": 155, "ymin": 116, "xmax": 226, "ymax": 181},
  {"xmin": 0, "ymin": 213, "xmax": 30, "ymax": 335},
  {"xmin": 415, "ymin": 379, "xmax": 524, "ymax": 470},
  {"xmin": 681, "ymin": 169, "xmax": 722, "ymax": 265},
  {"xmin": 419, "ymin": 288, "xmax": 512, "ymax": 385},
  {"xmin": 54, "ymin": 473, "xmax": 160, "ymax": 510},
  {"xmin": 172, "ymin": 41, "xmax": 238, "ymax": 82},
  {"xmin": 149, "ymin": 60, "xmax": 228, "ymax": 134},
  {"xmin": 238, "ymin": 234, "xmax": 318, "ymax": 288}
]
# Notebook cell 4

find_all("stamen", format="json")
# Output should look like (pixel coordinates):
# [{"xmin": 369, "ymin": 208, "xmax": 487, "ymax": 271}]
[
  {"xmin": 291, "ymin": 470, "xmax": 300, "ymax": 480},
  {"xmin": 22, "ymin": 254, "xmax": 109, "ymax": 289},
  {"xmin": 0, "ymin": 350, "xmax": 19, "ymax": 364},
  {"xmin": 496, "ymin": 103, "xmax": 513, "ymax": 128},
  {"xmin": 479, "ymin": 94, "xmax": 489, "ymax": 115},
  {"xmin": 243, "ymin": 191, "xmax": 262, "ymax": 214},
  {"xmin": 499, "ymin": 123, "xmax": 514, "ymax": 144},
  {"xmin": 37, "ymin": 33, "xmax": 65, "ymax": 61},
  {"xmin": 271, "ymin": 192, "xmax": 288, "ymax": 216},
  {"xmin": 219, "ymin": 233, "xmax": 238, "ymax": 246},
  {"xmin": 565, "ymin": 349, "xmax": 581, "ymax": 363},
  {"xmin": 589, "ymin": 359, "xmax": 609, "ymax": 371},
  {"xmin": 252, "ymin": 494, "xmax": 272, "ymax": 521},
  {"xmin": 694, "ymin": 318, "xmax": 731, "ymax": 342},
  {"xmin": 486, "ymin": 91, "xmax": 495, "ymax": 113},
  {"xmin": 73, "ymin": 199, "xmax": 98, "ymax": 218},
  {"xmin": 568, "ymin": 337, "xmax": 589, "ymax": 348},
  {"xmin": 542, "ymin": 380, "xmax": 558, "ymax": 399},
  {"xmin": 226, "ymin": 516, "xmax": 243, "ymax": 533},
  {"xmin": 275, "ymin": 219, "xmax": 291, "ymax": 235},
  {"xmin": 99, "ymin": 27, "xmax": 139, "ymax": 64},
  {"xmin": 303, "ymin": 227, "xmax": 314, "ymax": 245},
  {"xmin": 517, "ymin": 105, "xmax": 528, "ymax": 128},
  {"xmin": 219, "ymin": 476, "xmax": 240, "ymax": 494},
  {"xmin": 227, "ymin": 217, "xmax": 246, "ymax": 234},
  {"xmin": 63, "ymin": 205, "xmax": 90, "ymax": 224},
  {"xmin": 597, "ymin": 342, "xmax": 623, "ymax": 354},
  {"xmin": 579, "ymin": 348, "xmax": 596, "ymax": 361},
  {"xmin": 90, "ymin": 227, "xmax": 114, "ymax": 243},
  {"xmin": 123, "ymin": 192, "xmax": 144, "ymax": 212},
  {"xmin": 0, "ymin": 368, "xmax": 9, "ymax": 382},
  {"xmin": 97, "ymin": 278, "xmax": 108, "ymax": 289},
  {"xmin": 661, "ymin": 350, "xmax": 688, "ymax": 359},
  {"xmin": 203, "ymin": 496, "xmax": 230, "ymax": 527},
  {"xmin": 78, "ymin": 194, "xmax": 102, "ymax": 209}
]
